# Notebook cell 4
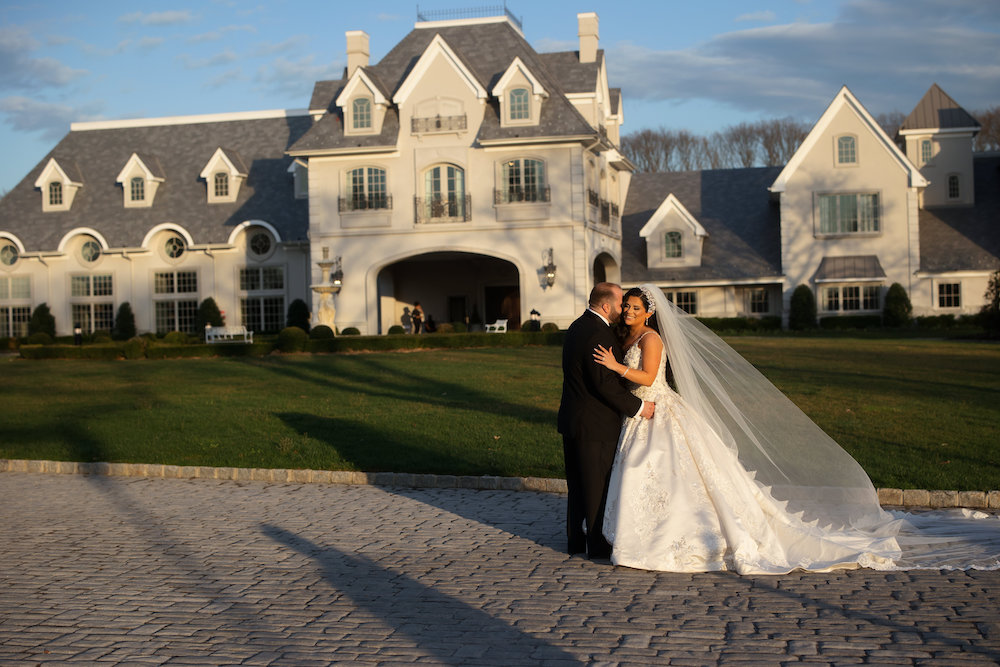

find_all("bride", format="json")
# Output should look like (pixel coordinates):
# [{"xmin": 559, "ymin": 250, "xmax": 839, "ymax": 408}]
[{"xmin": 593, "ymin": 284, "xmax": 1000, "ymax": 574}]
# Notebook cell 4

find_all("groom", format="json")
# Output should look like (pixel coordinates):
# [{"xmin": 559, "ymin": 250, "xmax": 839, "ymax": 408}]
[{"xmin": 558, "ymin": 282, "xmax": 655, "ymax": 559}]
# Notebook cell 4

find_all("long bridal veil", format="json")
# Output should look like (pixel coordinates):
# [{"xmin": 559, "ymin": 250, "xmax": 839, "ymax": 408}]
[{"xmin": 644, "ymin": 283, "xmax": 1000, "ymax": 570}]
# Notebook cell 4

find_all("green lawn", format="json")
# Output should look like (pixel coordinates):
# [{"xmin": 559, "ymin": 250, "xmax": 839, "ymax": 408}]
[{"xmin": 2, "ymin": 338, "xmax": 998, "ymax": 491}]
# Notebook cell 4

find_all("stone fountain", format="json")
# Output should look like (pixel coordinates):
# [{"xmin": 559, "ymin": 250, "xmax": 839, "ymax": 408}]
[{"xmin": 311, "ymin": 248, "xmax": 342, "ymax": 333}]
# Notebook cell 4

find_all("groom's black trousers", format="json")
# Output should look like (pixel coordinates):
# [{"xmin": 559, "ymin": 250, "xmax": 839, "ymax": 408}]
[{"xmin": 563, "ymin": 434, "xmax": 615, "ymax": 559}]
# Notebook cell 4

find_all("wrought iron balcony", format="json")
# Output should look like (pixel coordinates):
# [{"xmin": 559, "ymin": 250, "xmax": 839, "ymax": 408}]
[
  {"xmin": 338, "ymin": 194, "xmax": 393, "ymax": 212},
  {"xmin": 587, "ymin": 188, "xmax": 600, "ymax": 207},
  {"xmin": 411, "ymin": 114, "xmax": 467, "ymax": 134},
  {"xmin": 494, "ymin": 186, "xmax": 551, "ymax": 205},
  {"xmin": 414, "ymin": 194, "xmax": 471, "ymax": 223}
]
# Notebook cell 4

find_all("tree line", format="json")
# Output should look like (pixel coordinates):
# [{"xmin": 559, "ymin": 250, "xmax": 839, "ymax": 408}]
[{"xmin": 621, "ymin": 107, "xmax": 1000, "ymax": 173}]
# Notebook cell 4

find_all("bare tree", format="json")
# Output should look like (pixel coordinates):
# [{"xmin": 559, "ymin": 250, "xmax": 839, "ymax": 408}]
[
  {"xmin": 874, "ymin": 111, "xmax": 906, "ymax": 141},
  {"xmin": 756, "ymin": 117, "xmax": 808, "ymax": 166},
  {"xmin": 621, "ymin": 128, "xmax": 672, "ymax": 172},
  {"xmin": 723, "ymin": 122, "xmax": 759, "ymax": 168},
  {"xmin": 670, "ymin": 130, "xmax": 701, "ymax": 171},
  {"xmin": 973, "ymin": 106, "xmax": 1000, "ymax": 152}
]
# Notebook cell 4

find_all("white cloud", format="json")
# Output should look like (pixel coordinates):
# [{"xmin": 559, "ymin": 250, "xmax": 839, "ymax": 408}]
[
  {"xmin": 735, "ymin": 11, "xmax": 777, "ymax": 23},
  {"xmin": 255, "ymin": 56, "xmax": 341, "ymax": 98},
  {"xmin": 252, "ymin": 36, "xmax": 309, "ymax": 57},
  {"xmin": 187, "ymin": 24, "xmax": 257, "ymax": 44},
  {"xmin": 0, "ymin": 26, "xmax": 88, "ymax": 90},
  {"xmin": 137, "ymin": 37, "xmax": 165, "ymax": 51},
  {"xmin": 118, "ymin": 10, "xmax": 195, "ymax": 26},
  {"xmin": 178, "ymin": 49, "xmax": 239, "ymax": 69},
  {"xmin": 0, "ymin": 96, "xmax": 103, "ymax": 140}
]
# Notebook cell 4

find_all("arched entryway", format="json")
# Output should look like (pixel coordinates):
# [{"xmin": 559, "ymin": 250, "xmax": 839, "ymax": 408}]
[
  {"xmin": 376, "ymin": 251, "xmax": 521, "ymax": 333},
  {"xmin": 593, "ymin": 252, "xmax": 620, "ymax": 285}
]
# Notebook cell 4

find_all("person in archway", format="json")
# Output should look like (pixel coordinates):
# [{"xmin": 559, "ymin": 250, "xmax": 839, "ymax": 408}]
[{"xmin": 411, "ymin": 301, "xmax": 423, "ymax": 334}]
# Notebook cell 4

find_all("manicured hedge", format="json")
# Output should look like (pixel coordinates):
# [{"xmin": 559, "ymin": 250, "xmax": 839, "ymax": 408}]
[
  {"xmin": 819, "ymin": 315, "xmax": 882, "ymax": 330},
  {"xmin": 696, "ymin": 316, "xmax": 781, "ymax": 332}
]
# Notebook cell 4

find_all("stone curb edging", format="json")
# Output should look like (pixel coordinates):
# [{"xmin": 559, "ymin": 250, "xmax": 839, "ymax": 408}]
[{"xmin": 2, "ymin": 459, "xmax": 998, "ymax": 510}]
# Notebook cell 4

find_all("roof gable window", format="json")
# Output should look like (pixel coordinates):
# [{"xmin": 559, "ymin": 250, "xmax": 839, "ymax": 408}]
[
  {"xmin": 116, "ymin": 153, "xmax": 164, "ymax": 208},
  {"xmin": 491, "ymin": 57, "xmax": 547, "ymax": 128},
  {"xmin": 336, "ymin": 69, "xmax": 388, "ymax": 136},
  {"xmin": 200, "ymin": 148, "xmax": 248, "ymax": 204},
  {"xmin": 34, "ymin": 158, "xmax": 83, "ymax": 212},
  {"xmin": 639, "ymin": 194, "xmax": 707, "ymax": 269},
  {"xmin": 836, "ymin": 135, "xmax": 857, "ymax": 165},
  {"xmin": 352, "ymin": 98, "xmax": 372, "ymax": 130},
  {"xmin": 509, "ymin": 88, "xmax": 530, "ymax": 121}
]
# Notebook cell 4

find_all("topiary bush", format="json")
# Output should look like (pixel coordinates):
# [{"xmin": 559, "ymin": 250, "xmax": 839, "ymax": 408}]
[
  {"xmin": 162, "ymin": 331, "xmax": 190, "ymax": 345},
  {"xmin": 387, "ymin": 325, "xmax": 405, "ymax": 335},
  {"xmin": 196, "ymin": 297, "xmax": 225, "ymax": 331},
  {"xmin": 92, "ymin": 333, "xmax": 112, "ymax": 344},
  {"xmin": 310, "ymin": 325, "xmax": 334, "ymax": 339},
  {"xmin": 882, "ymin": 283, "xmax": 912, "ymax": 327},
  {"xmin": 29, "ymin": 303, "xmax": 56, "ymax": 338},
  {"xmin": 26, "ymin": 332, "xmax": 53, "ymax": 345},
  {"xmin": 541, "ymin": 322, "xmax": 560, "ymax": 333},
  {"xmin": 435, "ymin": 323, "xmax": 455, "ymax": 334},
  {"xmin": 340, "ymin": 327, "xmax": 361, "ymax": 336},
  {"xmin": 451, "ymin": 322, "xmax": 467, "ymax": 333},
  {"xmin": 788, "ymin": 285, "xmax": 817, "ymax": 330},
  {"xmin": 122, "ymin": 337, "xmax": 146, "ymax": 359},
  {"xmin": 286, "ymin": 299, "xmax": 311, "ymax": 333},
  {"xmin": 112, "ymin": 302, "xmax": 137, "ymax": 340},
  {"xmin": 277, "ymin": 326, "xmax": 309, "ymax": 352}
]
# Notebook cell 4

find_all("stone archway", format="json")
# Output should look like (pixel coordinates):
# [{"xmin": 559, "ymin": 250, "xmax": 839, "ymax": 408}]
[
  {"xmin": 593, "ymin": 252, "xmax": 620, "ymax": 285},
  {"xmin": 376, "ymin": 251, "xmax": 521, "ymax": 333}
]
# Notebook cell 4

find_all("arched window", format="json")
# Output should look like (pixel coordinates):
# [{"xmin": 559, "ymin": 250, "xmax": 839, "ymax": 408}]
[
  {"xmin": 837, "ymin": 136, "xmax": 856, "ymax": 164},
  {"xmin": 500, "ymin": 158, "xmax": 547, "ymax": 203},
  {"xmin": 421, "ymin": 164, "xmax": 466, "ymax": 221},
  {"xmin": 345, "ymin": 167, "xmax": 388, "ymax": 210},
  {"xmin": 130, "ymin": 176, "xmax": 145, "ymax": 201},
  {"xmin": 509, "ymin": 88, "xmax": 530, "ymax": 121},
  {"xmin": 214, "ymin": 172, "xmax": 229, "ymax": 198},
  {"xmin": 664, "ymin": 231, "xmax": 683, "ymax": 258},
  {"xmin": 353, "ymin": 98, "xmax": 372, "ymax": 129},
  {"xmin": 948, "ymin": 174, "xmax": 960, "ymax": 200},
  {"xmin": 48, "ymin": 182, "xmax": 63, "ymax": 206}
]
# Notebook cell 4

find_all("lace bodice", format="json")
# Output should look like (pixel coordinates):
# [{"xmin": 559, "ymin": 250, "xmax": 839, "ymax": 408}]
[{"xmin": 622, "ymin": 333, "xmax": 673, "ymax": 402}]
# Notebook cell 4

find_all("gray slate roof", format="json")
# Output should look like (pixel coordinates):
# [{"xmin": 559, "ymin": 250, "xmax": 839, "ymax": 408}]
[
  {"xmin": 813, "ymin": 255, "xmax": 886, "ymax": 281},
  {"xmin": 900, "ymin": 83, "xmax": 980, "ymax": 132},
  {"xmin": 919, "ymin": 154, "xmax": 1000, "ymax": 273},
  {"xmin": 622, "ymin": 168, "xmax": 783, "ymax": 284},
  {"xmin": 292, "ymin": 20, "xmax": 597, "ymax": 153},
  {"xmin": 0, "ymin": 115, "xmax": 313, "ymax": 251}
]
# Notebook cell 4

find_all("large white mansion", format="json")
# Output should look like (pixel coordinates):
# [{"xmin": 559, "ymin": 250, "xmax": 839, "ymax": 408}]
[{"xmin": 1, "ymin": 11, "xmax": 997, "ymax": 337}]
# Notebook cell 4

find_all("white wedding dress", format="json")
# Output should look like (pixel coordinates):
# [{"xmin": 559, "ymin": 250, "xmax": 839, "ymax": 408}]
[{"xmin": 603, "ymin": 331, "xmax": 1000, "ymax": 574}]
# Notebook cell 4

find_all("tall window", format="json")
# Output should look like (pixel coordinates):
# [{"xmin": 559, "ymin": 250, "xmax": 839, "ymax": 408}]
[
  {"xmin": 509, "ymin": 88, "xmax": 529, "ymax": 121},
  {"xmin": 948, "ymin": 174, "xmax": 960, "ymax": 200},
  {"xmin": 422, "ymin": 164, "xmax": 466, "ymax": 220},
  {"xmin": 921, "ymin": 139, "xmax": 933, "ymax": 163},
  {"xmin": 837, "ymin": 136, "xmax": 856, "ymax": 164},
  {"xmin": 214, "ymin": 172, "xmax": 229, "ymax": 198},
  {"xmin": 818, "ymin": 193, "xmax": 880, "ymax": 234},
  {"xmin": 664, "ymin": 231, "xmax": 683, "ymax": 258},
  {"xmin": 240, "ymin": 266, "xmax": 284, "ymax": 333},
  {"xmin": 130, "ymin": 176, "xmax": 145, "ymax": 202},
  {"xmin": 499, "ymin": 158, "xmax": 546, "ymax": 203},
  {"xmin": 749, "ymin": 288, "xmax": 769, "ymax": 314},
  {"xmin": 70, "ymin": 274, "xmax": 114, "ymax": 333},
  {"xmin": 353, "ymin": 98, "xmax": 372, "ymax": 130},
  {"xmin": 48, "ymin": 182, "xmax": 63, "ymax": 206},
  {"xmin": 154, "ymin": 270, "xmax": 198, "ymax": 334},
  {"xmin": 0, "ymin": 275, "xmax": 30, "ymax": 338},
  {"xmin": 938, "ymin": 283, "xmax": 961, "ymax": 308},
  {"xmin": 345, "ymin": 167, "xmax": 388, "ymax": 210}
]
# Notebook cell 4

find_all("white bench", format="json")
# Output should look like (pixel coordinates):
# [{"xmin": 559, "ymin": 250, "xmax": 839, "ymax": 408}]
[
  {"xmin": 205, "ymin": 325, "xmax": 253, "ymax": 343},
  {"xmin": 485, "ymin": 319, "xmax": 508, "ymax": 333}
]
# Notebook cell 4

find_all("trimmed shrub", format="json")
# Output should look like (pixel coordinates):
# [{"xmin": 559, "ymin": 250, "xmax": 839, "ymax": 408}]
[
  {"xmin": 29, "ymin": 303, "xmax": 56, "ymax": 337},
  {"xmin": 122, "ymin": 337, "xmax": 146, "ymax": 359},
  {"xmin": 979, "ymin": 269, "xmax": 1000, "ymax": 338},
  {"xmin": 196, "ymin": 297, "xmax": 225, "ymax": 331},
  {"xmin": 340, "ymin": 327, "xmax": 361, "ymax": 336},
  {"xmin": 92, "ymin": 333, "xmax": 112, "ymax": 344},
  {"xmin": 819, "ymin": 315, "xmax": 882, "ymax": 330},
  {"xmin": 541, "ymin": 322, "xmax": 560, "ymax": 333},
  {"xmin": 112, "ymin": 302, "xmax": 137, "ymax": 340},
  {"xmin": 883, "ymin": 283, "xmax": 913, "ymax": 327},
  {"xmin": 310, "ymin": 325, "xmax": 334, "ymax": 339},
  {"xmin": 277, "ymin": 326, "xmax": 309, "ymax": 352},
  {"xmin": 788, "ymin": 285, "xmax": 817, "ymax": 330},
  {"xmin": 521, "ymin": 320, "xmax": 540, "ymax": 332},
  {"xmin": 1, "ymin": 337, "xmax": 17, "ymax": 351},
  {"xmin": 451, "ymin": 322, "xmax": 467, "ymax": 333},
  {"xmin": 387, "ymin": 325, "xmax": 405, "ymax": 335},
  {"xmin": 916, "ymin": 314, "xmax": 957, "ymax": 328},
  {"xmin": 162, "ymin": 331, "xmax": 190, "ymax": 345},
  {"xmin": 287, "ymin": 299, "xmax": 311, "ymax": 333},
  {"xmin": 697, "ymin": 316, "xmax": 782, "ymax": 333},
  {"xmin": 27, "ymin": 332, "xmax": 53, "ymax": 345},
  {"xmin": 435, "ymin": 323, "xmax": 455, "ymax": 334}
]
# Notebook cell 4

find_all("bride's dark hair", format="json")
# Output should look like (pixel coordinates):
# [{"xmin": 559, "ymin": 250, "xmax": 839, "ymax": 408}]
[{"xmin": 615, "ymin": 287, "xmax": 660, "ymax": 341}]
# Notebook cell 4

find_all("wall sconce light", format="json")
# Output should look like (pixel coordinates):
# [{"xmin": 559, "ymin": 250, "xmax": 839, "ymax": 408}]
[{"xmin": 543, "ymin": 248, "xmax": 556, "ymax": 287}]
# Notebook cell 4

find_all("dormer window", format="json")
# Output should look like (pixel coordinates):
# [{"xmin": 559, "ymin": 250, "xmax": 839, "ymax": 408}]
[
  {"xmin": 664, "ymin": 231, "xmax": 683, "ymax": 258},
  {"xmin": 353, "ymin": 98, "xmax": 372, "ymax": 130},
  {"xmin": 214, "ymin": 173, "xmax": 229, "ymax": 198},
  {"xmin": 200, "ymin": 148, "xmax": 247, "ymax": 204},
  {"xmin": 836, "ymin": 135, "xmax": 857, "ymax": 165},
  {"xmin": 49, "ymin": 182, "xmax": 63, "ymax": 206},
  {"xmin": 509, "ymin": 88, "xmax": 530, "ymax": 121},
  {"xmin": 130, "ymin": 177, "xmax": 145, "ymax": 202}
]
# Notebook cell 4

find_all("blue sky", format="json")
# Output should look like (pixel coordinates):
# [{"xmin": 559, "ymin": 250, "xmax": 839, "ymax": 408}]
[{"xmin": 1, "ymin": 0, "xmax": 998, "ymax": 193}]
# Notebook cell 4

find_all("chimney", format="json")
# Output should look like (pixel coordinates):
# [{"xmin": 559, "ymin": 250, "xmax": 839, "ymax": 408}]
[
  {"xmin": 346, "ymin": 30, "xmax": 369, "ymax": 77},
  {"xmin": 578, "ymin": 13, "xmax": 598, "ymax": 63}
]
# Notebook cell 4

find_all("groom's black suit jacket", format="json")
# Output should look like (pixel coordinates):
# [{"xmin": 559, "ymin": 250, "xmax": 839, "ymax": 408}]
[{"xmin": 558, "ymin": 310, "xmax": 642, "ymax": 443}]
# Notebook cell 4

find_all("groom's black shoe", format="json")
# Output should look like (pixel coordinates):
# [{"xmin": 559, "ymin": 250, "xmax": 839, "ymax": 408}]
[{"xmin": 567, "ymin": 539, "xmax": 586, "ymax": 555}]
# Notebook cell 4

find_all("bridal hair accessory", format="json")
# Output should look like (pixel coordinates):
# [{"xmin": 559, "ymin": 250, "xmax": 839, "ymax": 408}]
[{"xmin": 638, "ymin": 285, "xmax": 656, "ymax": 316}]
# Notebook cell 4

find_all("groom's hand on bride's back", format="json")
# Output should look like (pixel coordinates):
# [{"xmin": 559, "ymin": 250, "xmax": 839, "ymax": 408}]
[{"xmin": 641, "ymin": 401, "xmax": 655, "ymax": 419}]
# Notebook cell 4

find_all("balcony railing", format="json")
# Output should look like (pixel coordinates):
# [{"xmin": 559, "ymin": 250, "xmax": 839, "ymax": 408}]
[
  {"xmin": 414, "ymin": 195, "xmax": 471, "ymax": 223},
  {"xmin": 338, "ymin": 194, "xmax": 393, "ymax": 212},
  {"xmin": 494, "ymin": 186, "xmax": 551, "ymax": 205},
  {"xmin": 411, "ymin": 114, "xmax": 467, "ymax": 134},
  {"xmin": 587, "ymin": 188, "xmax": 600, "ymax": 207}
]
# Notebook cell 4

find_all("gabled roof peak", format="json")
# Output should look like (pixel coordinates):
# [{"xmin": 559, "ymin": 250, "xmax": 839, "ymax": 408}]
[{"xmin": 899, "ymin": 83, "xmax": 980, "ymax": 134}]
